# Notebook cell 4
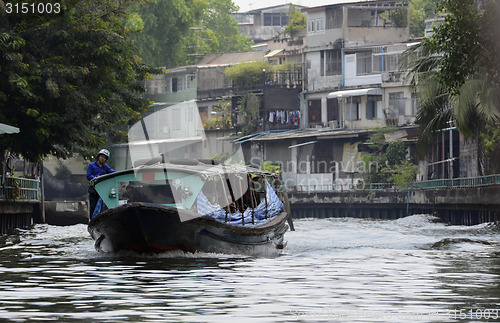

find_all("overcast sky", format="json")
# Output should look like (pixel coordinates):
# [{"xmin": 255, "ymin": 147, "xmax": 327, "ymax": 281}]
[{"xmin": 233, "ymin": 0, "xmax": 360, "ymax": 12}]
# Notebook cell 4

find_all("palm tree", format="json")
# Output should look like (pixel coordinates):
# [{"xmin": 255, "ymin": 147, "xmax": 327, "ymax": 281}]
[{"xmin": 401, "ymin": 0, "xmax": 500, "ymax": 169}]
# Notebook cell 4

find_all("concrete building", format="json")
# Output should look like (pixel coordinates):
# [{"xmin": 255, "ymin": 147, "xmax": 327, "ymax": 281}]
[
  {"xmin": 235, "ymin": 4, "xmax": 308, "ymax": 44},
  {"xmin": 238, "ymin": 0, "xmax": 420, "ymax": 190}
]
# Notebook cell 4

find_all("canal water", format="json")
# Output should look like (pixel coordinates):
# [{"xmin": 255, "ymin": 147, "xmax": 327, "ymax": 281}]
[{"xmin": 1, "ymin": 214, "xmax": 500, "ymax": 322}]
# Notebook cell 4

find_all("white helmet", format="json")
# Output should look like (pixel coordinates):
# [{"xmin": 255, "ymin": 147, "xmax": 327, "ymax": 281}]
[{"xmin": 97, "ymin": 149, "xmax": 110, "ymax": 159}]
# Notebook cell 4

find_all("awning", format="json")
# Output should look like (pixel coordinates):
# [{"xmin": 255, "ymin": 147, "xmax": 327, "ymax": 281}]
[
  {"xmin": 288, "ymin": 141, "xmax": 317, "ymax": 149},
  {"xmin": 0, "ymin": 122, "xmax": 20, "ymax": 134},
  {"xmin": 115, "ymin": 136, "xmax": 203, "ymax": 147},
  {"xmin": 264, "ymin": 49, "xmax": 284, "ymax": 58},
  {"xmin": 327, "ymin": 88, "xmax": 382, "ymax": 99}
]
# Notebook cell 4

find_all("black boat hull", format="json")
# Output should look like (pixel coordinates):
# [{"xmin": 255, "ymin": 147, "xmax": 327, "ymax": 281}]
[{"xmin": 88, "ymin": 203, "xmax": 289, "ymax": 257}]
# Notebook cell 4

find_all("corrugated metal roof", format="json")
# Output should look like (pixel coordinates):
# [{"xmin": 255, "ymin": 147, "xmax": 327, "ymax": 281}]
[
  {"xmin": 328, "ymin": 88, "xmax": 382, "ymax": 98},
  {"xmin": 249, "ymin": 129, "xmax": 371, "ymax": 142},
  {"xmin": 197, "ymin": 51, "xmax": 265, "ymax": 66},
  {"xmin": 264, "ymin": 49, "xmax": 284, "ymax": 58}
]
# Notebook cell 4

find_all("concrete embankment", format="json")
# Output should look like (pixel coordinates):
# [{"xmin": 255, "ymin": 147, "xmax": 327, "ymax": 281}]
[
  {"xmin": 0, "ymin": 200, "xmax": 88, "ymax": 234},
  {"xmin": 44, "ymin": 201, "xmax": 89, "ymax": 225},
  {"xmin": 289, "ymin": 186, "xmax": 500, "ymax": 225},
  {"xmin": 0, "ymin": 200, "xmax": 43, "ymax": 234}
]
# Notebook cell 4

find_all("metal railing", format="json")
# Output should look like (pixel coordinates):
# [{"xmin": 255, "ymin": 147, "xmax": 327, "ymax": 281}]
[
  {"xmin": 0, "ymin": 177, "xmax": 40, "ymax": 200},
  {"xmin": 287, "ymin": 174, "xmax": 500, "ymax": 193},
  {"xmin": 412, "ymin": 174, "xmax": 500, "ymax": 190}
]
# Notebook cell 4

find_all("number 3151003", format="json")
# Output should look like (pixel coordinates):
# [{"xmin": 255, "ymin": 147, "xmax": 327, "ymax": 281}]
[{"xmin": 5, "ymin": 2, "xmax": 61, "ymax": 14}]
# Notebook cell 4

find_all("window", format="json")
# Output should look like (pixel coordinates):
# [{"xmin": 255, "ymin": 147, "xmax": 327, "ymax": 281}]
[
  {"xmin": 325, "ymin": 50, "xmax": 342, "ymax": 76},
  {"xmin": 327, "ymin": 98, "xmax": 339, "ymax": 121},
  {"xmin": 264, "ymin": 13, "xmax": 272, "ymax": 26},
  {"xmin": 264, "ymin": 13, "xmax": 288, "ymax": 26},
  {"xmin": 373, "ymin": 47, "xmax": 404, "ymax": 73},
  {"xmin": 366, "ymin": 97, "xmax": 381, "ymax": 120},
  {"xmin": 171, "ymin": 77, "xmax": 183, "ymax": 92},
  {"xmin": 372, "ymin": 47, "xmax": 383, "ymax": 73},
  {"xmin": 388, "ymin": 92, "xmax": 405, "ymax": 117},
  {"xmin": 308, "ymin": 100, "xmax": 321, "ymax": 124},
  {"xmin": 272, "ymin": 14, "xmax": 281, "ymax": 26},
  {"xmin": 186, "ymin": 74, "xmax": 196, "ymax": 90},
  {"xmin": 345, "ymin": 97, "xmax": 361, "ymax": 121},
  {"xmin": 356, "ymin": 51, "xmax": 372, "ymax": 75},
  {"xmin": 307, "ymin": 18, "xmax": 325, "ymax": 34},
  {"xmin": 307, "ymin": 20, "xmax": 315, "ymax": 33},
  {"xmin": 171, "ymin": 78, "xmax": 178, "ymax": 92},
  {"xmin": 177, "ymin": 77, "xmax": 183, "ymax": 91},
  {"xmin": 315, "ymin": 18, "xmax": 325, "ymax": 32},
  {"xmin": 384, "ymin": 53, "xmax": 401, "ymax": 72},
  {"xmin": 326, "ymin": 8, "xmax": 343, "ymax": 29}
]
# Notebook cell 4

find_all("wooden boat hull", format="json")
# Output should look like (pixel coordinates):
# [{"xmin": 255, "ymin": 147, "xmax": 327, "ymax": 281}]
[{"xmin": 88, "ymin": 202, "xmax": 289, "ymax": 257}]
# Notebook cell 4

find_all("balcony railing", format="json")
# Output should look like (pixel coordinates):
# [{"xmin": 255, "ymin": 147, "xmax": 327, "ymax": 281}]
[{"xmin": 0, "ymin": 177, "xmax": 40, "ymax": 200}]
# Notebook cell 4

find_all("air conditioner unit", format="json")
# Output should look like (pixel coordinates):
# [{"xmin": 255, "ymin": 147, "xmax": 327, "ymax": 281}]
[{"xmin": 328, "ymin": 120, "xmax": 339, "ymax": 129}]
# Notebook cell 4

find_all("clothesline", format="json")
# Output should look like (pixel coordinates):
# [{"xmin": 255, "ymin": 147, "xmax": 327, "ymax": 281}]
[{"xmin": 268, "ymin": 110, "xmax": 301, "ymax": 126}]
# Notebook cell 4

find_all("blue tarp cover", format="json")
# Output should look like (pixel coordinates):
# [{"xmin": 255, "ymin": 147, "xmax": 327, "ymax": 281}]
[{"xmin": 196, "ymin": 180, "xmax": 283, "ymax": 226}]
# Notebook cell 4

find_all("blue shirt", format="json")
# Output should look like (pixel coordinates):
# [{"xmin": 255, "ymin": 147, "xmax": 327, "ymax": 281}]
[{"xmin": 86, "ymin": 161, "xmax": 115, "ymax": 182}]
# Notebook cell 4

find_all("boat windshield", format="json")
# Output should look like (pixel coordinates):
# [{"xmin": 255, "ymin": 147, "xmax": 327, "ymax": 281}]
[{"xmin": 118, "ymin": 181, "xmax": 179, "ymax": 205}]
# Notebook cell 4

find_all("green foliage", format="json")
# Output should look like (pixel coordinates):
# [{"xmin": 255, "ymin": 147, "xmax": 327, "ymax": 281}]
[
  {"xmin": 131, "ymin": 0, "xmax": 252, "ymax": 67},
  {"xmin": 409, "ymin": 0, "xmax": 438, "ymax": 37},
  {"xmin": 272, "ymin": 62, "xmax": 302, "ymax": 72},
  {"xmin": 389, "ymin": 159, "xmax": 419, "ymax": 190},
  {"xmin": 378, "ymin": 6, "xmax": 408, "ymax": 28},
  {"xmin": 211, "ymin": 151, "xmax": 231, "ymax": 163},
  {"xmin": 225, "ymin": 61, "xmax": 301, "ymax": 88},
  {"xmin": 225, "ymin": 61, "xmax": 271, "ymax": 88},
  {"xmin": 386, "ymin": 141, "xmax": 407, "ymax": 166},
  {"xmin": 260, "ymin": 161, "xmax": 281, "ymax": 174},
  {"xmin": 361, "ymin": 128, "xmax": 416, "ymax": 189},
  {"xmin": 236, "ymin": 93, "xmax": 259, "ymax": 136},
  {"xmin": 55, "ymin": 161, "xmax": 72, "ymax": 181},
  {"xmin": 0, "ymin": 0, "xmax": 158, "ymax": 161},
  {"xmin": 212, "ymin": 149, "xmax": 244, "ymax": 165},
  {"xmin": 201, "ymin": 0, "xmax": 253, "ymax": 54},
  {"xmin": 361, "ymin": 152, "xmax": 388, "ymax": 184},
  {"xmin": 203, "ymin": 100, "xmax": 232, "ymax": 129},
  {"xmin": 403, "ymin": 0, "xmax": 500, "ymax": 165},
  {"xmin": 130, "ymin": 0, "xmax": 204, "ymax": 67},
  {"xmin": 480, "ymin": 124, "xmax": 500, "ymax": 174},
  {"xmin": 389, "ymin": 7, "xmax": 408, "ymax": 28},
  {"xmin": 284, "ymin": 4, "xmax": 306, "ymax": 37}
]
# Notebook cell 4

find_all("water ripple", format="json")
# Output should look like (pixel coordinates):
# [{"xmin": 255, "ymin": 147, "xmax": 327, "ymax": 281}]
[{"xmin": 0, "ymin": 215, "xmax": 499, "ymax": 321}]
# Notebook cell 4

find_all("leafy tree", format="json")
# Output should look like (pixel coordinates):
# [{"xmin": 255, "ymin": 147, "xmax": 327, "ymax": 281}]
[
  {"xmin": 201, "ymin": 0, "xmax": 252, "ymax": 54},
  {"xmin": 131, "ymin": 0, "xmax": 252, "ymax": 67},
  {"xmin": 386, "ymin": 140, "xmax": 407, "ymax": 166},
  {"xmin": 284, "ymin": 4, "xmax": 306, "ymax": 37},
  {"xmin": 389, "ymin": 159, "xmax": 419, "ymax": 189},
  {"xmin": 409, "ymin": 0, "xmax": 437, "ymax": 37},
  {"xmin": 0, "ymin": 0, "xmax": 158, "ymax": 161},
  {"xmin": 402, "ymin": 0, "xmax": 500, "ymax": 162},
  {"xmin": 480, "ymin": 124, "xmax": 500, "ymax": 174},
  {"xmin": 361, "ymin": 128, "xmax": 416, "ymax": 189},
  {"xmin": 130, "ymin": 0, "xmax": 206, "ymax": 67}
]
